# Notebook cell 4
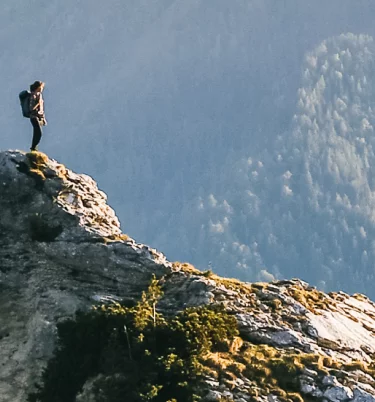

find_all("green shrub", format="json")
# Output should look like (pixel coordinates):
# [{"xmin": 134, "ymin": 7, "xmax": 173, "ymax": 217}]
[{"xmin": 28, "ymin": 277, "xmax": 238, "ymax": 402}]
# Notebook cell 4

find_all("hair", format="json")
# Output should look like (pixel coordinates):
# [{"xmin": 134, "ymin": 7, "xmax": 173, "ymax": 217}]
[{"xmin": 30, "ymin": 80, "xmax": 45, "ymax": 92}]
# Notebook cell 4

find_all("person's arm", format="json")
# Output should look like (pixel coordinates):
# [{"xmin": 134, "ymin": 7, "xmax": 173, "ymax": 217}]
[
  {"xmin": 31, "ymin": 102, "xmax": 40, "ymax": 111},
  {"xmin": 30, "ymin": 93, "xmax": 40, "ymax": 111}
]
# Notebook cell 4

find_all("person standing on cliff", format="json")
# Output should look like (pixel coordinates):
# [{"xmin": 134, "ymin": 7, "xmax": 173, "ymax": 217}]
[{"xmin": 29, "ymin": 80, "xmax": 47, "ymax": 151}]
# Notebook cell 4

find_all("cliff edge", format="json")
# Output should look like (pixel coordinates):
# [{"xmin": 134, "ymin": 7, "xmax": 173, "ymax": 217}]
[{"xmin": 1, "ymin": 151, "xmax": 375, "ymax": 402}]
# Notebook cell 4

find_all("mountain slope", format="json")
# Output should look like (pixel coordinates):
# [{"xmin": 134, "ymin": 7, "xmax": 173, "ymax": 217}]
[
  {"xmin": 4, "ymin": 1, "xmax": 375, "ymax": 275},
  {"xmin": 1, "ymin": 150, "xmax": 375, "ymax": 401},
  {"xmin": 0, "ymin": 150, "xmax": 169, "ymax": 402},
  {"xmin": 184, "ymin": 34, "xmax": 375, "ymax": 298}
]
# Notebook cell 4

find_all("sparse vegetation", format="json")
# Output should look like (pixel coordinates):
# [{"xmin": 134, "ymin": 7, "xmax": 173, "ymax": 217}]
[
  {"xmin": 16, "ymin": 152, "xmax": 50, "ymax": 188},
  {"xmin": 172, "ymin": 262, "xmax": 201, "ymax": 275},
  {"xmin": 173, "ymin": 261, "xmax": 256, "ymax": 297},
  {"xmin": 25, "ymin": 260, "xmax": 375, "ymax": 402},
  {"xmin": 285, "ymin": 285, "xmax": 336, "ymax": 314},
  {"xmin": 26, "ymin": 151, "xmax": 49, "ymax": 168},
  {"xmin": 202, "ymin": 269, "xmax": 214, "ymax": 278},
  {"xmin": 28, "ymin": 276, "xmax": 239, "ymax": 402},
  {"xmin": 102, "ymin": 233, "xmax": 130, "ymax": 244}
]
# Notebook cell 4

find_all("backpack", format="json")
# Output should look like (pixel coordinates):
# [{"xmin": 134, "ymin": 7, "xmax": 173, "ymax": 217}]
[{"xmin": 19, "ymin": 90, "xmax": 31, "ymax": 118}]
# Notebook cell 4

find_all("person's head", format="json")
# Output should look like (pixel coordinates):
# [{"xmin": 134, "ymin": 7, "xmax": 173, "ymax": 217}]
[{"xmin": 30, "ymin": 80, "xmax": 45, "ymax": 93}]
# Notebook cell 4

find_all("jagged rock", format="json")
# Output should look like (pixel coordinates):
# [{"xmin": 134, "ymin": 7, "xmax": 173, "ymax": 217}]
[
  {"xmin": 2, "ymin": 150, "xmax": 375, "ymax": 402},
  {"xmin": 300, "ymin": 375, "xmax": 323, "ymax": 397},
  {"xmin": 0, "ymin": 151, "xmax": 171, "ymax": 402},
  {"xmin": 323, "ymin": 384, "xmax": 354, "ymax": 401},
  {"xmin": 322, "ymin": 376, "xmax": 341, "ymax": 386},
  {"xmin": 205, "ymin": 390, "xmax": 223, "ymax": 401},
  {"xmin": 352, "ymin": 388, "xmax": 375, "ymax": 402}
]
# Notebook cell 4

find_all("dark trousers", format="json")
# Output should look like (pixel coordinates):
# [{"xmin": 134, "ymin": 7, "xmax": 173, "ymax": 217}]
[{"xmin": 30, "ymin": 118, "xmax": 42, "ymax": 150}]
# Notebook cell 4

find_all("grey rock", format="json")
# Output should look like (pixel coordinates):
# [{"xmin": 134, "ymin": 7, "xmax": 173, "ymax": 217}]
[
  {"xmin": 352, "ymin": 388, "xmax": 375, "ymax": 402},
  {"xmin": 267, "ymin": 395, "xmax": 281, "ymax": 402},
  {"xmin": 300, "ymin": 376, "xmax": 323, "ymax": 397},
  {"xmin": 1, "ymin": 150, "xmax": 375, "ymax": 401},
  {"xmin": 205, "ymin": 390, "xmax": 224, "ymax": 401},
  {"xmin": 0, "ymin": 151, "xmax": 170, "ymax": 402},
  {"xmin": 322, "ymin": 375, "xmax": 340, "ymax": 386},
  {"xmin": 205, "ymin": 379, "xmax": 220, "ymax": 388},
  {"xmin": 323, "ymin": 385, "xmax": 354, "ymax": 401}
]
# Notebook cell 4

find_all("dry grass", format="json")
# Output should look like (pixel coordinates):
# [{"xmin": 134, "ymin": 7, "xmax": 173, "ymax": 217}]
[
  {"xmin": 352, "ymin": 293, "xmax": 369, "ymax": 301},
  {"xmin": 102, "ymin": 233, "xmax": 130, "ymax": 244},
  {"xmin": 286, "ymin": 285, "xmax": 336, "ymax": 314},
  {"xmin": 229, "ymin": 336, "xmax": 243, "ymax": 354},
  {"xmin": 172, "ymin": 262, "xmax": 201, "ymax": 275},
  {"xmin": 205, "ymin": 352, "xmax": 240, "ymax": 371},
  {"xmin": 201, "ymin": 338, "xmax": 371, "ymax": 402},
  {"xmin": 28, "ymin": 168, "xmax": 46, "ymax": 180},
  {"xmin": 24, "ymin": 151, "xmax": 49, "ymax": 182},
  {"xmin": 26, "ymin": 151, "xmax": 48, "ymax": 167},
  {"xmin": 264, "ymin": 298, "xmax": 283, "ymax": 310},
  {"xmin": 344, "ymin": 361, "xmax": 370, "ymax": 372},
  {"xmin": 316, "ymin": 337, "xmax": 341, "ymax": 351},
  {"xmin": 287, "ymin": 392, "xmax": 305, "ymax": 402},
  {"xmin": 210, "ymin": 341, "xmax": 370, "ymax": 400},
  {"xmin": 172, "ymin": 262, "xmax": 255, "ymax": 297}
]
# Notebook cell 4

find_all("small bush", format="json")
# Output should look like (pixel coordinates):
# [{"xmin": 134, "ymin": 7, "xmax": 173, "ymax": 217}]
[{"xmin": 28, "ymin": 278, "xmax": 238, "ymax": 402}]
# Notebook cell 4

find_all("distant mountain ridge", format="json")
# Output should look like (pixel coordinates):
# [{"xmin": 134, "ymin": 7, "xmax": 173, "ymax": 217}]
[
  {"xmin": 187, "ymin": 33, "xmax": 375, "ymax": 299},
  {"xmin": 4, "ymin": 2, "xmax": 375, "ymax": 283}
]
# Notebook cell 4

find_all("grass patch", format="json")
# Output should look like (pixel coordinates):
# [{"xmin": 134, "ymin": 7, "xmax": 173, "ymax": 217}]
[
  {"xmin": 102, "ymin": 234, "xmax": 130, "ymax": 244},
  {"xmin": 172, "ymin": 262, "xmax": 201, "ymax": 275},
  {"xmin": 16, "ymin": 152, "xmax": 50, "ymax": 189},
  {"xmin": 171, "ymin": 262, "xmax": 254, "ymax": 295},
  {"xmin": 26, "ymin": 151, "xmax": 49, "ymax": 167},
  {"xmin": 285, "ymin": 285, "xmax": 335, "ymax": 314}
]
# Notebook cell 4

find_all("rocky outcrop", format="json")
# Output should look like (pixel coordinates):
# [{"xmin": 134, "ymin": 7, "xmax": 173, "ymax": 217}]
[
  {"xmin": 161, "ymin": 268, "xmax": 375, "ymax": 401},
  {"xmin": 1, "ymin": 150, "xmax": 375, "ymax": 402},
  {"xmin": 0, "ymin": 151, "xmax": 170, "ymax": 402}
]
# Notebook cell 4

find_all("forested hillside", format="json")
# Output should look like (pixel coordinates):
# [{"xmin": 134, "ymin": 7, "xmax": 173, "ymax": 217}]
[
  {"xmin": 3, "ymin": 1, "xmax": 375, "ymax": 296},
  {"xmin": 184, "ymin": 34, "xmax": 375, "ymax": 297}
]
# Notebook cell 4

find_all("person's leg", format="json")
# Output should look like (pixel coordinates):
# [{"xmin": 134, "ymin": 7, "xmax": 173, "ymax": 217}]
[{"xmin": 30, "ymin": 118, "xmax": 42, "ymax": 150}]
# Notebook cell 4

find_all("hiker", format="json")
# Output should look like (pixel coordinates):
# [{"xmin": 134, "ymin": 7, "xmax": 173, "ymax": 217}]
[{"xmin": 29, "ymin": 80, "xmax": 47, "ymax": 151}]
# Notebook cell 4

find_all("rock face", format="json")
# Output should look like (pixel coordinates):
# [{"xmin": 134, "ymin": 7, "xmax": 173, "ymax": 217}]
[
  {"xmin": 1, "ymin": 150, "xmax": 375, "ymax": 402},
  {"xmin": 162, "ymin": 270, "xmax": 375, "ymax": 401},
  {"xmin": 0, "ymin": 151, "xmax": 170, "ymax": 402}
]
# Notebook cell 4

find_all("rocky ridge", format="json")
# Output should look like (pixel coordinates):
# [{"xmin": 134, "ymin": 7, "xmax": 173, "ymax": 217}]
[
  {"xmin": 162, "ymin": 265, "xmax": 375, "ymax": 401},
  {"xmin": 1, "ymin": 150, "xmax": 375, "ymax": 402},
  {"xmin": 0, "ymin": 151, "xmax": 170, "ymax": 402}
]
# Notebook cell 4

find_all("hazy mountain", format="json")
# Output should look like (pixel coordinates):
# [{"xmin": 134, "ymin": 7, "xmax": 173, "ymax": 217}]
[
  {"xmin": 188, "ymin": 34, "xmax": 375, "ymax": 297},
  {"xmin": 3, "ymin": 1, "xmax": 375, "ymax": 295}
]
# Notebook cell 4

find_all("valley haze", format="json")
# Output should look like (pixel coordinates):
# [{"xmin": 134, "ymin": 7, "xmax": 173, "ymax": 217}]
[{"xmin": 3, "ymin": 1, "xmax": 375, "ymax": 297}]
